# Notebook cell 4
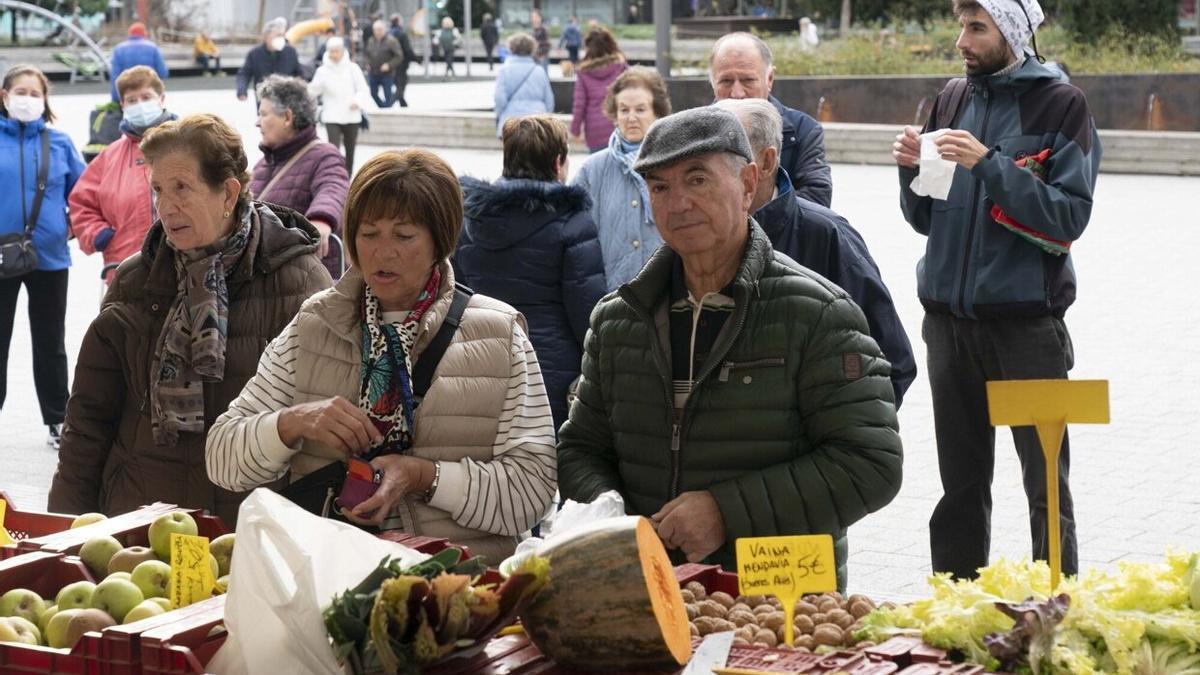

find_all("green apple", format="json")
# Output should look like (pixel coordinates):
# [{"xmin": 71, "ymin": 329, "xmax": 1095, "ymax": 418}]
[
  {"xmin": 90, "ymin": 578, "xmax": 143, "ymax": 623},
  {"xmin": 38, "ymin": 604, "xmax": 58, "ymax": 634},
  {"xmin": 209, "ymin": 533, "xmax": 235, "ymax": 577},
  {"xmin": 56, "ymin": 581, "xmax": 97, "ymax": 610},
  {"xmin": 121, "ymin": 599, "xmax": 166, "ymax": 624},
  {"xmin": 107, "ymin": 572, "xmax": 132, "ymax": 582},
  {"xmin": 78, "ymin": 535, "xmax": 123, "ymax": 578},
  {"xmin": 70, "ymin": 513, "xmax": 108, "ymax": 529},
  {"xmin": 107, "ymin": 546, "xmax": 157, "ymax": 576},
  {"xmin": 147, "ymin": 511, "xmax": 198, "ymax": 560},
  {"xmin": 208, "ymin": 554, "xmax": 219, "ymax": 580},
  {"xmin": 131, "ymin": 560, "xmax": 171, "ymax": 599},
  {"xmin": 0, "ymin": 616, "xmax": 41, "ymax": 645},
  {"xmin": 149, "ymin": 597, "xmax": 172, "ymax": 611},
  {"xmin": 0, "ymin": 588, "xmax": 46, "ymax": 624},
  {"xmin": 215, "ymin": 575, "xmax": 230, "ymax": 594},
  {"xmin": 45, "ymin": 608, "xmax": 77, "ymax": 648},
  {"xmin": 47, "ymin": 608, "xmax": 114, "ymax": 649}
]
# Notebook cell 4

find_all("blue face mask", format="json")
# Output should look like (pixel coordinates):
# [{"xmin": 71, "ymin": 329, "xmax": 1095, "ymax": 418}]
[{"xmin": 124, "ymin": 99, "xmax": 163, "ymax": 127}]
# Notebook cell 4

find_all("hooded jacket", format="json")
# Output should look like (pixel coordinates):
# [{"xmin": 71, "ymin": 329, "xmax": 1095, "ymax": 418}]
[
  {"xmin": 899, "ymin": 57, "xmax": 1101, "ymax": 319},
  {"xmin": 0, "ymin": 115, "xmax": 85, "ymax": 271},
  {"xmin": 755, "ymin": 168, "xmax": 916, "ymax": 407},
  {"xmin": 454, "ymin": 177, "xmax": 606, "ymax": 429},
  {"xmin": 250, "ymin": 125, "xmax": 349, "ymax": 278},
  {"xmin": 48, "ymin": 202, "xmax": 332, "ymax": 526},
  {"xmin": 557, "ymin": 221, "xmax": 903, "ymax": 590},
  {"xmin": 494, "ymin": 55, "xmax": 555, "ymax": 136},
  {"xmin": 570, "ymin": 55, "xmax": 626, "ymax": 150},
  {"xmin": 572, "ymin": 129, "xmax": 662, "ymax": 291},
  {"xmin": 769, "ymin": 95, "xmax": 833, "ymax": 208},
  {"xmin": 70, "ymin": 115, "xmax": 177, "ymax": 280},
  {"xmin": 109, "ymin": 36, "xmax": 168, "ymax": 102},
  {"xmin": 308, "ymin": 51, "xmax": 371, "ymax": 125}
]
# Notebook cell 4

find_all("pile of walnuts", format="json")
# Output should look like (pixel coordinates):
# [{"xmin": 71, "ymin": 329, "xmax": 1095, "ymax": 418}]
[{"xmin": 682, "ymin": 583, "xmax": 890, "ymax": 652}]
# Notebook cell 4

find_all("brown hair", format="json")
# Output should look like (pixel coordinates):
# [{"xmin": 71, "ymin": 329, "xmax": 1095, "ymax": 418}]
[
  {"xmin": 581, "ymin": 27, "xmax": 622, "ymax": 63},
  {"xmin": 140, "ymin": 113, "xmax": 252, "ymax": 211},
  {"xmin": 507, "ymin": 32, "xmax": 536, "ymax": 56},
  {"xmin": 953, "ymin": 0, "xmax": 983, "ymax": 17},
  {"xmin": 603, "ymin": 66, "xmax": 672, "ymax": 122},
  {"xmin": 501, "ymin": 115, "xmax": 568, "ymax": 182},
  {"xmin": 116, "ymin": 65, "xmax": 165, "ymax": 101},
  {"xmin": 343, "ymin": 149, "xmax": 462, "ymax": 266},
  {"xmin": 1, "ymin": 64, "xmax": 55, "ymax": 123}
]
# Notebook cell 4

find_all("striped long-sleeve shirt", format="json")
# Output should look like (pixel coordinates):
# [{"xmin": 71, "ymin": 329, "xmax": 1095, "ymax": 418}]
[{"xmin": 205, "ymin": 315, "xmax": 557, "ymax": 536}]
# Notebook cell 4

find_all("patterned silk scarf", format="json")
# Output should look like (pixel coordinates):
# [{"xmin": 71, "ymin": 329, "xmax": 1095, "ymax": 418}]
[
  {"xmin": 358, "ymin": 267, "xmax": 442, "ymax": 455},
  {"xmin": 150, "ymin": 210, "xmax": 253, "ymax": 446}
]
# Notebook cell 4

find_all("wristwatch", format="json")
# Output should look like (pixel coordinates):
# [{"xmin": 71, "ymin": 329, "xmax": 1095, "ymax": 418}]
[{"xmin": 422, "ymin": 460, "xmax": 441, "ymax": 503}]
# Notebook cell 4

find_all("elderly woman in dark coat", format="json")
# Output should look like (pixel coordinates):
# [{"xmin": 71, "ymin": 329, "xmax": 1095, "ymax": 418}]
[
  {"xmin": 48, "ymin": 113, "xmax": 332, "ymax": 525},
  {"xmin": 455, "ymin": 115, "xmax": 606, "ymax": 430},
  {"xmin": 250, "ymin": 75, "xmax": 350, "ymax": 278}
]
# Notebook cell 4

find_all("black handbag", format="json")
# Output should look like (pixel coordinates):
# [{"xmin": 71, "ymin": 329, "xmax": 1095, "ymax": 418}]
[
  {"xmin": 279, "ymin": 284, "xmax": 472, "ymax": 520},
  {"xmin": 0, "ymin": 129, "xmax": 51, "ymax": 280}
]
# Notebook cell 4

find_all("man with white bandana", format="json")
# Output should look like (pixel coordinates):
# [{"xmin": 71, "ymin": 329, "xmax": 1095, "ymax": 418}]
[{"xmin": 891, "ymin": 0, "xmax": 1101, "ymax": 581}]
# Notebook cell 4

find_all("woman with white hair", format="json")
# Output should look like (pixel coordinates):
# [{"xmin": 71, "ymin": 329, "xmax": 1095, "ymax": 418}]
[{"xmin": 308, "ymin": 37, "xmax": 370, "ymax": 170}]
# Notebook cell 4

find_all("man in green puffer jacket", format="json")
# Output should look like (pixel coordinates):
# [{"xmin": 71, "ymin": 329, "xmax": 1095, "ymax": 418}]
[{"xmin": 557, "ymin": 107, "xmax": 903, "ymax": 591}]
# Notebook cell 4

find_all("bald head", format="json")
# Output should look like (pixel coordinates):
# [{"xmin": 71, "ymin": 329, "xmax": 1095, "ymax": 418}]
[{"xmin": 709, "ymin": 32, "xmax": 775, "ymax": 100}]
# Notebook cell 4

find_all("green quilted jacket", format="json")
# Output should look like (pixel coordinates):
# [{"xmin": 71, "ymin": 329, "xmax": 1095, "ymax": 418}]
[{"xmin": 557, "ymin": 221, "xmax": 903, "ymax": 589}]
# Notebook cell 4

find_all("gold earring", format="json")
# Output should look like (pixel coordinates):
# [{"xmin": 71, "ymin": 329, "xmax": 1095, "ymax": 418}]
[{"xmin": 223, "ymin": 210, "xmax": 231, "ymax": 218}]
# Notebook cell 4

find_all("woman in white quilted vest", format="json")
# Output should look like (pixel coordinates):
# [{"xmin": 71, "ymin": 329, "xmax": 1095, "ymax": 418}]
[{"xmin": 206, "ymin": 149, "xmax": 557, "ymax": 562}]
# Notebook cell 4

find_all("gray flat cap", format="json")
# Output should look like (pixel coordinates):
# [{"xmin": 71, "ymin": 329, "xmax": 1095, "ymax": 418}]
[{"xmin": 634, "ymin": 106, "xmax": 754, "ymax": 175}]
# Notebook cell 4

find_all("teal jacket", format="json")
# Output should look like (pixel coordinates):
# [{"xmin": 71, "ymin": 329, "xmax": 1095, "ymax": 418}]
[
  {"xmin": 557, "ymin": 221, "xmax": 904, "ymax": 589},
  {"xmin": 899, "ymin": 57, "xmax": 1101, "ymax": 319}
]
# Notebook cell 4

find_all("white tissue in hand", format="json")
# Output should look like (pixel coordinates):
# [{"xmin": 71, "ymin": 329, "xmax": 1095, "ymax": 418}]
[{"xmin": 909, "ymin": 128, "xmax": 956, "ymax": 200}]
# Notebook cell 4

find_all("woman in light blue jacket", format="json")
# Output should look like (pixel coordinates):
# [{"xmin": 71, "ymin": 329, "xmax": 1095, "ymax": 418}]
[
  {"xmin": 571, "ymin": 67, "xmax": 671, "ymax": 291},
  {"xmin": 493, "ymin": 33, "xmax": 555, "ymax": 137}
]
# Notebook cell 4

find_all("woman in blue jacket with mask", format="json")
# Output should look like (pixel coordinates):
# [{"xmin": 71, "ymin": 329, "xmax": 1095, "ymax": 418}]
[{"xmin": 0, "ymin": 65, "xmax": 86, "ymax": 450}]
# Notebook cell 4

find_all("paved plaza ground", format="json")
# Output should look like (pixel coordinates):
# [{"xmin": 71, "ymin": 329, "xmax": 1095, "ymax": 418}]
[{"xmin": 2, "ymin": 82, "xmax": 1198, "ymax": 599}]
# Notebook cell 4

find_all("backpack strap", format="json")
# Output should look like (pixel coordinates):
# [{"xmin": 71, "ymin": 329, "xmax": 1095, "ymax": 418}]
[
  {"xmin": 412, "ymin": 283, "xmax": 473, "ymax": 398},
  {"xmin": 935, "ymin": 77, "xmax": 970, "ymax": 130}
]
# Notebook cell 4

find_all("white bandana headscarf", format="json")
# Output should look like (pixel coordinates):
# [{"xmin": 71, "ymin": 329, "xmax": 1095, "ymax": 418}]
[{"xmin": 976, "ymin": 0, "xmax": 1044, "ymax": 60}]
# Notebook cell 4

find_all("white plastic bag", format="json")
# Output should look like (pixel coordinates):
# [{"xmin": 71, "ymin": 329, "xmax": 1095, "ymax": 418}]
[
  {"xmin": 208, "ymin": 488, "xmax": 428, "ymax": 675},
  {"xmin": 501, "ymin": 490, "xmax": 626, "ymax": 576},
  {"xmin": 909, "ymin": 128, "xmax": 957, "ymax": 200}
]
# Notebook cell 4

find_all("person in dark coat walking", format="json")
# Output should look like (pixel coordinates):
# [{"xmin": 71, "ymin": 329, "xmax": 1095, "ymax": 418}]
[
  {"xmin": 237, "ymin": 18, "xmax": 302, "ymax": 103},
  {"xmin": 481, "ymin": 14, "xmax": 500, "ymax": 70},
  {"xmin": 709, "ymin": 32, "xmax": 832, "ymax": 208},
  {"xmin": 388, "ymin": 14, "xmax": 419, "ymax": 106},
  {"xmin": 454, "ymin": 115, "xmax": 605, "ymax": 430},
  {"xmin": 364, "ymin": 19, "xmax": 403, "ymax": 108},
  {"xmin": 249, "ymin": 76, "xmax": 349, "ymax": 279},
  {"xmin": 718, "ymin": 98, "xmax": 916, "ymax": 407}
]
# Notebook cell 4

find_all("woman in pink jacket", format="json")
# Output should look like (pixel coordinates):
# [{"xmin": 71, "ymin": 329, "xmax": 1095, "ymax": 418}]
[
  {"xmin": 70, "ymin": 66, "xmax": 176, "ymax": 283},
  {"xmin": 569, "ymin": 27, "xmax": 626, "ymax": 153}
]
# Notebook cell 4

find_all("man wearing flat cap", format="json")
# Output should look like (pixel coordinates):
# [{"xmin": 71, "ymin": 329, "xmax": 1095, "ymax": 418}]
[
  {"xmin": 892, "ymin": 0, "xmax": 1101, "ymax": 580},
  {"xmin": 557, "ymin": 106, "xmax": 904, "ymax": 590}
]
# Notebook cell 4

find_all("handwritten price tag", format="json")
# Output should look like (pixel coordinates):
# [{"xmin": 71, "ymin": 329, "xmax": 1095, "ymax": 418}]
[
  {"xmin": 735, "ymin": 535, "xmax": 836, "ymax": 647},
  {"xmin": 169, "ymin": 533, "xmax": 214, "ymax": 609},
  {"xmin": 0, "ymin": 500, "xmax": 14, "ymax": 547}
]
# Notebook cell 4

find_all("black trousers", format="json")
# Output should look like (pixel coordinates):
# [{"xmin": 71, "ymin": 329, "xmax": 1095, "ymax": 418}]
[
  {"xmin": 923, "ymin": 312, "xmax": 1078, "ymax": 579},
  {"xmin": 393, "ymin": 69, "xmax": 409, "ymax": 107},
  {"xmin": 196, "ymin": 54, "xmax": 221, "ymax": 75},
  {"xmin": 325, "ymin": 123, "xmax": 359, "ymax": 171},
  {"xmin": 0, "ymin": 268, "xmax": 69, "ymax": 425},
  {"xmin": 484, "ymin": 44, "xmax": 496, "ymax": 69}
]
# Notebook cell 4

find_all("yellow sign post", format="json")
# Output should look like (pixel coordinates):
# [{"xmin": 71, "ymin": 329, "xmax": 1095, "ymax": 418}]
[
  {"xmin": 987, "ymin": 379, "xmax": 1109, "ymax": 590},
  {"xmin": 0, "ymin": 499, "xmax": 14, "ymax": 547},
  {"xmin": 735, "ymin": 534, "xmax": 837, "ymax": 647},
  {"xmin": 168, "ymin": 533, "xmax": 215, "ymax": 609}
]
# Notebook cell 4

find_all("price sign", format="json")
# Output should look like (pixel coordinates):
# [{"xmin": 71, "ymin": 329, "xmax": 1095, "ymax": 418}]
[
  {"xmin": 735, "ymin": 534, "xmax": 836, "ymax": 647},
  {"xmin": 0, "ymin": 500, "xmax": 14, "ymax": 547},
  {"xmin": 168, "ymin": 533, "xmax": 214, "ymax": 609}
]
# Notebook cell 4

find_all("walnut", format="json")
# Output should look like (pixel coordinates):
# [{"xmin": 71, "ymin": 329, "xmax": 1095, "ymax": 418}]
[
  {"xmin": 685, "ymin": 582, "xmax": 707, "ymax": 601},
  {"xmin": 689, "ymin": 622, "xmax": 699, "ymax": 637},
  {"xmin": 685, "ymin": 604, "xmax": 699, "ymax": 621},
  {"xmin": 697, "ymin": 600, "xmax": 727, "ymax": 619},
  {"xmin": 848, "ymin": 600, "xmax": 875, "ymax": 619},
  {"xmin": 728, "ymin": 610, "xmax": 758, "ymax": 628},
  {"xmin": 793, "ymin": 614, "xmax": 815, "ymax": 635},
  {"xmin": 793, "ymin": 634, "xmax": 815, "ymax": 651},
  {"xmin": 693, "ymin": 616, "xmax": 719, "ymax": 636},
  {"xmin": 813, "ymin": 624, "xmax": 844, "ymax": 647},
  {"xmin": 818, "ymin": 597, "xmax": 841, "ymax": 614},
  {"xmin": 680, "ymin": 588, "xmax": 695, "ymax": 604},
  {"xmin": 709, "ymin": 591, "xmax": 736, "ymax": 609},
  {"xmin": 761, "ymin": 612, "xmax": 786, "ymax": 631},
  {"xmin": 753, "ymin": 628, "xmax": 778, "ymax": 647},
  {"xmin": 794, "ymin": 601, "xmax": 819, "ymax": 616}
]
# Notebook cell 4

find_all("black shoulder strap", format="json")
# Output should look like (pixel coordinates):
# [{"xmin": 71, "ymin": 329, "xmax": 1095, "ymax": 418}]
[
  {"xmin": 935, "ymin": 77, "xmax": 970, "ymax": 130},
  {"xmin": 23, "ymin": 130, "xmax": 51, "ymax": 238},
  {"xmin": 412, "ymin": 283, "xmax": 473, "ymax": 397}
]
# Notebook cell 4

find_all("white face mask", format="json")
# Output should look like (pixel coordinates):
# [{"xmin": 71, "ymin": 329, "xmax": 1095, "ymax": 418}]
[
  {"xmin": 124, "ymin": 99, "xmax": 163, "ymax": 127},
  {"xmin": 6, "ymin": 95, "xmax": 44, "ymax": 123},
  {"xmin": 270, "ymin": 36, "xmax": 287, "ymax": 51}
]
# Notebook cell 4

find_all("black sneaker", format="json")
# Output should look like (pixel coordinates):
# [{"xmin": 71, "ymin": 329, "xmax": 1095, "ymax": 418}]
[{"xmin": 48, "ymin": 424, "xmax": 62, "ymax": 450}]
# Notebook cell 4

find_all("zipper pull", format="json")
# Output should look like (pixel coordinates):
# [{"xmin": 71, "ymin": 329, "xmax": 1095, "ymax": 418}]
[
  {"xmin": 671, "ymin": 423, "xmax": 680, "ymax": 451},
  {"xmin": 718, "ymin": 361, "xmax": 733, "ymax": 383}
]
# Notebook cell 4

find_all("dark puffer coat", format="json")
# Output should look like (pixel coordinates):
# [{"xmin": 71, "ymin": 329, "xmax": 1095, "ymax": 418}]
[
  {"xmin": 48, "ymin": 202, "xmax": 332, "ymax": 526},
  {"xmin": 250, "ymin": 125, "xmax": 350, "ymax": 278},
  {"xmin": 454, "ymin": 177, "xmax": 606, "ymax": 431}
]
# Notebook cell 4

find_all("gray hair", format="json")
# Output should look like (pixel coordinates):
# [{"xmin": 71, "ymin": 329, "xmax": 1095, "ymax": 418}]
[
  {"xmin": 713, "ymin": 98, "xmax": 782, "ymax": 156},
  {"xmin": 324, "ymin": 36, "xmax": 345, "ymax": 52},
  {"xmin": 709, "ymin": 32, "xmax": 774, "ymax": 74},
  {"xmin": 507, "ymin": 32, "xmax": 536, "ymax": 56},
  {"xmin": 257, "ymin": 75, "xmax": 317, "ymax": 131},
  {"xmin": 263, "ymin": 17, "xmax": 287, "ymax": 35}
]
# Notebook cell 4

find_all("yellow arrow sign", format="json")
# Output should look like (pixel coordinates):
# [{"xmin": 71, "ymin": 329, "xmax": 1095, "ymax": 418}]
[
  {"xmin": 735, "ymin": 534, "xmax": 836, "ymax": 648},
  {"xmin": 0, "ymin": 499, "xmax": 15, "ymax": 547},
  {"xmin": 987, "ymin": 379, "xmax": 1109, "ymax": 590}
]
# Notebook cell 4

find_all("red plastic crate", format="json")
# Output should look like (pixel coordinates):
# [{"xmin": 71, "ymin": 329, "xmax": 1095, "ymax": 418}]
[
  {"xmin": 674, "ymin": 562, "xmax": 740, "ymax": 596},
  {"xmin": 1, "ymin": 492, "xmax": 77, "ymax": 560},
  {"xmin": 16, "ymin": 503, "xmax": 228, "ymax": 558},
  {"xmin": 376, "ymin": 531, "xmax": 475, "ymax": 561},
  {"xmin": 136, "ymin": 596, "xmax": 226, "ymax": 675},
  {"xmin": 0, "ymin": 551, "xmax": 96, "ymax": 674}
]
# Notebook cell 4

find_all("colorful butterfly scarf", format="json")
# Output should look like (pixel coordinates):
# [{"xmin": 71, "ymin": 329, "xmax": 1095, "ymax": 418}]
[{"xmin": 358, "ymin": 267, "xmax": 442, "ymax": 455}]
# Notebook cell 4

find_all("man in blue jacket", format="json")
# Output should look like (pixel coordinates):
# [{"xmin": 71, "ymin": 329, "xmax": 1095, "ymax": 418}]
[
  {"xmin": 709, "ymin": 32, "xmax": 832, "ymax": 208},
  {"xmin": 109, "ymin": 22, "xmax": 168, "ymax": 102},
  {"xmin": 893, "ymin": 0, "xmax": 1100, "ymax": 581},
  {"xmin": 236, "ymin": 18, "xmax": 302, "ymax": 103},
  {"xmin": 719, "ymin": 98, "xmax": 916, "ymax": 408}
]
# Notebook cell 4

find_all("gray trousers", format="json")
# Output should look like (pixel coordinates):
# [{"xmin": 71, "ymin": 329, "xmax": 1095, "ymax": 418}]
[{"xmin": 923, "ymin": 312, "xmax": 1078, "ymax": 579}]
